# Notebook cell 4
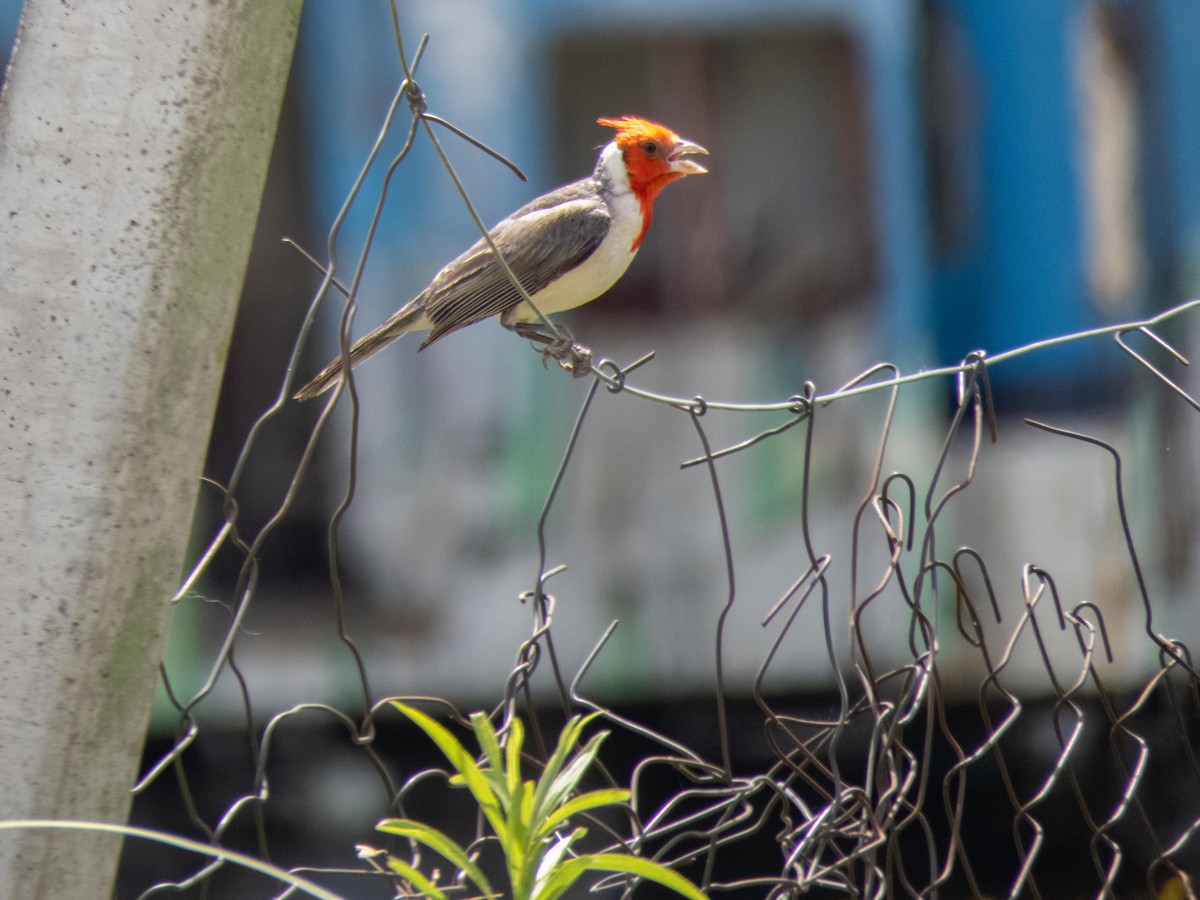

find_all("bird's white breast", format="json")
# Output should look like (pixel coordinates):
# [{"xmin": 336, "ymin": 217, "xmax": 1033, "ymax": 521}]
[{"xmin": 512, "ymin": 143, "xmax": 643, "ymax": 320}]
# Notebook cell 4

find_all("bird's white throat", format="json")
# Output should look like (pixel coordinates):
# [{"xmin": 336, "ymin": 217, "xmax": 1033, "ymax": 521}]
[{"xmin": 596, "ymin": 141, "xmax": 633, "ymax": 198}]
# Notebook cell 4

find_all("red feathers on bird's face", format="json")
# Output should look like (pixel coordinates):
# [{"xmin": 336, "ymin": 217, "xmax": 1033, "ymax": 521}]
[{"xmin": 596, "ymin": 116, "xmax": 707, "ymax": 203}]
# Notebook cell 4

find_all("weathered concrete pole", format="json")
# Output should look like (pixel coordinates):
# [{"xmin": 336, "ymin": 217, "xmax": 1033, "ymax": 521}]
[{"xmin": 0, "ymin": 2, "xmax": 303, "ymax": 895}]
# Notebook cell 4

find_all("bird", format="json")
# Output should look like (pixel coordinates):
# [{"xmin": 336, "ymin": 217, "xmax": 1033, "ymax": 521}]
[{"xmin": 294, "ymin": 115, "xmax": 708, "ymax": 401}]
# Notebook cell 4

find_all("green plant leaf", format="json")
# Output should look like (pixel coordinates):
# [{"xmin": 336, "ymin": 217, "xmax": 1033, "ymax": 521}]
[
  {"xmin": 534, "ymin": 853, "xmax": 708, "ymax": 900},
  {"xmin": 392, "ymin": 703, "xmax": 509, "ymax": 843},
  {"xmin": 376, "ymin": 818, "xmax": 497, "ymax": 899},
  {"xmin": 536, "ymin": 788, "xmax": 629, "ymax": 840},
  {"xmin": 504, "ymin": 716, "xmax": 525, "ymax": 804},
  {"xmin": 0, "ymin": 819, "xmax": 345, "ymax": 900},
  {"xmin": 471, "ymin": 711, "xmax": 509, "ymax": 803},
  {"xmin": 529, "ymin": 720, "xmax": 592, "ymax": 824},
  {"xmin": 532, "ymin": 826, "xmax": 586, "ymax": 894},
  {"xmin": 536, "ymin": 715, "xmax": 597, "ymax": 793},
  {"xmin": 505, "ymin": 778, "xmax": 536, "ymax": 899},
  {"xmin": 536, "ymin": 730, "xmax": 608, "ymax": 819},
  {"xmin": 382, "ymin": 853, "xmax": 449, "ymax": 900}
]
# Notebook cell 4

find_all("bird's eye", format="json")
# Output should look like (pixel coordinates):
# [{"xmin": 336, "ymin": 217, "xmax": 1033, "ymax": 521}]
[{"xmin": 641, "ymin": 140, "xmax": 659, "ymax": 155}]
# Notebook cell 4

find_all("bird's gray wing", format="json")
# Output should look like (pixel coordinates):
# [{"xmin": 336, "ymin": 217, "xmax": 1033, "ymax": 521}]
[{"xmin": 420, "ymin": 191, "xmax": 611, "ymax": 346}]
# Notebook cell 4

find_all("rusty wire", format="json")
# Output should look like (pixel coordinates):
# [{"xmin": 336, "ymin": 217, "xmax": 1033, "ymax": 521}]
[{"xmin": 127, "ymin": 6, "xmax": 1200, "ymax": 899}]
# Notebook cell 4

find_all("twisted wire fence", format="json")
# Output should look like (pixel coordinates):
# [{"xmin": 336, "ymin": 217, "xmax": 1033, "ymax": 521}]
[{"xmin": 124, "ymin": 10, "xmax": 1200, "ymax": 899}]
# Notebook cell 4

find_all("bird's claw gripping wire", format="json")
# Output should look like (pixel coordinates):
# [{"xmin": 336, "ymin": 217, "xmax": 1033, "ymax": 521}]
[
  {"xmin": 544, "ymin": 339, "xmax": 593, "ymax": 378},
  {"xmin": 511, "ymin": 321, "xmax": 593, "ymax": 378}
]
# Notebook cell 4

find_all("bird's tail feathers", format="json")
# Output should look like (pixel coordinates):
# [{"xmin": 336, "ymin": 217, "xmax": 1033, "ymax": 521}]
[{"xmin": 293, "ymin": 301, "xmax": 427, "ymax": 401}]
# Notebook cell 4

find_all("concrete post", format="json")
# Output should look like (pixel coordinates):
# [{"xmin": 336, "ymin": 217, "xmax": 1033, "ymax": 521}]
[{"xmin": 0, "ymin": 1, "xmax": 302, "ymax": 895}]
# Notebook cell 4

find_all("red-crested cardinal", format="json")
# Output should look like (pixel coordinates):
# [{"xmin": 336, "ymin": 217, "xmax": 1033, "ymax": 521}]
[{"xmin": 295, "ymin": 116, "xmax": 708, "ymax": 400}]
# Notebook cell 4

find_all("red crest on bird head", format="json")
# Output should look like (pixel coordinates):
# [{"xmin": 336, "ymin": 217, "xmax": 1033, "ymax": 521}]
[{"xmin": 596, "ymin": 115, "xmax": 680, "ymax": 149}]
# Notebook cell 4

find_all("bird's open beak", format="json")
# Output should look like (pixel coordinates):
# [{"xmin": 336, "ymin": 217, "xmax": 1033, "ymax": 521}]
[{"xmin": 668, "ymin": 138, "xmax": 708, "ymax": 176}]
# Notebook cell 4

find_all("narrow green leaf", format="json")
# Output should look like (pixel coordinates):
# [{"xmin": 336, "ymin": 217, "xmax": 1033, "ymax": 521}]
[
  {"xmin": 539, "ymin": 715, "xmax": 595, "ymax": 787},
  {"xmin": 376, "ymin": 818, "xmax": 497, "ymax": 899},
  {"xmin": 471, "ymin": 712, "xmax": 509, "ymax": 803},
  {"xmin": 537, "ymin": 731, "xmax": 608, "ymax": 818},
  {"xmin": 532, "ymin": 715, "xmax": 586, "ymax": 798},
  {"xmin": 392, "ymin": 703, "xmax": 509, "ymax": 843},
  {"xmin": 532, "ymin": 826, "xmax": 586, "ymax": 894},
  {"xmin": 530, "ymin": 721, "xmax": 605, "ymax": 824},
  {"xmin": 382, "ymin": 854, "xmax": 449, "ymax": 900},
  {"xmin": 505, "ymin": 779, "xmax": 536, "ymax": 898},
  {"xmin": 472, "ymin": 712, "xmax": 503, "ymax": 767},
  {"xmin": 536, "ymin": 788, "xmax": 629, "ymax": 840},
  {"xmin": 534, "ymin": 853, "xmax": 708, "ymax": 900},
  {"xmin": 504, "ymin": 717, "xmax": 524, "ymax": 803},
  {"xmin": 531, "ymin": 855, "xmax": 590, "ymax": 900},
  {"xmin": 519, "ymin": 779, "xmax": 537, "ymax": 829},
  {"xmin": 505, "ymin": 778, "xmax": 532, "ymax": 847}
]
